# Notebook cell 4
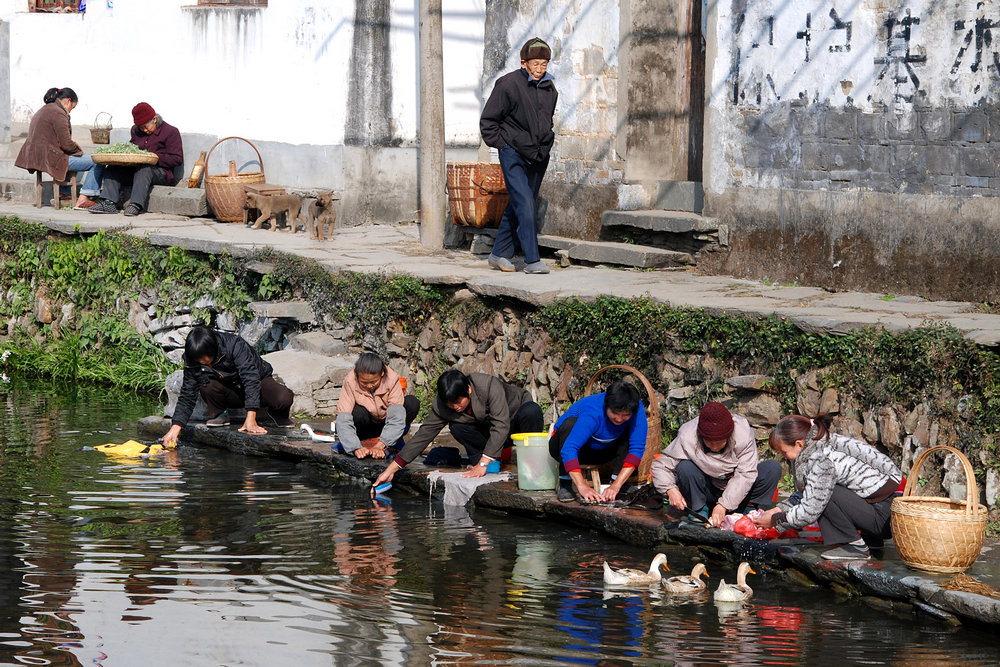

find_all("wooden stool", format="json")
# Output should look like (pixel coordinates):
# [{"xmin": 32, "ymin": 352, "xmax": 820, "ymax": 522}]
[
  {"xmin": 579, "ymin": 464, "xmax": 602, "ymax": 492},
  {"xmin": 35, "ymin": 171, "xmax": 77, "ymax": 209}
]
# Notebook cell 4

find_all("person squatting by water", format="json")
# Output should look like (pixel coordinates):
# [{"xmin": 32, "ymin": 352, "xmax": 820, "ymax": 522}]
[
  {"xmin": 371, "ymin": 370, "xmax": 543, "ymax": 493},
  {"xmin": 336, "ymin": 352, "xmax": 420, "ymax": 460},
  {"xmin": 754, "ymin": 413, "xmax": 903, "ymax": 561},
  {"xmin": 480, "ymin": 37, "xmax": 558, "ymax": 275},
  {"xmin": 161, "ymin": 325, "xmax": 295, "ymax": 447},
  {"xmin": 549, "ymin": 380, "xmax": 648, "ymax": 504},
  {"xmin": 651, "ymin": 401, "xmax": 782, "ymax": 528}
]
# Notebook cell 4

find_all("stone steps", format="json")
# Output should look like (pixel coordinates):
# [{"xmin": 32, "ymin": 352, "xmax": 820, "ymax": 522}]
[{"xmin": 537, "ymin": 234, "xmax": 694, "ymax": 269}]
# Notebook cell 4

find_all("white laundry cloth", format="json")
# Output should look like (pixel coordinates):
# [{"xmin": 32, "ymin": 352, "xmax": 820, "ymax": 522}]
[{"xmin": 427, "ymin": 470, "xmax": 512, "ymax": 506}]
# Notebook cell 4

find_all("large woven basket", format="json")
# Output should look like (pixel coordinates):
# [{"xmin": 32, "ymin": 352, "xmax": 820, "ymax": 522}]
[
  {"xmin": 891, "ymin": 445, "xmax": 987, "ymax": 574},
  {"xmin": 90, "ymin": 112, "xmax": 112, "ymax": 144},
  {"xmin": 91, "ymin": 152, "xmax": 159, "ymax": 166},
  {"xmin": 446, "ymin": 161, "xmax": 508, "ymax": 228},
  {"xmin": 585, "ymin": 364, "xmax": 662, "ymax": 484},
  {"xmin": 204, "ymin": 136, "xmax": 265, "ymax": 222}
]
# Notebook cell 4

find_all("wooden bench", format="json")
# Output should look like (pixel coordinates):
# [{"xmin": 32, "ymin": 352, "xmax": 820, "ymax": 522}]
[{"xmin": 35, "ymin": 171, "xmax": 77, "ymax": 209}]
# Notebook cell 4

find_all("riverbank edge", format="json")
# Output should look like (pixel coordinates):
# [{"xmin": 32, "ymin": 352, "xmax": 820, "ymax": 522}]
[{"xmin": 137, "ymin": 415, "xmax": 1000, "ymax": 628}]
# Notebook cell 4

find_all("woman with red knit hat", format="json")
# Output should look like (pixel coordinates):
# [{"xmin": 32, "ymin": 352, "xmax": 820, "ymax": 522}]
[
  {"xmin": 651, "ymin": 401, "xmax": 781, "ymax": 527},
  {"xmin": 90, "ymin": 101, "xmax": 183, "ymax": 216}
]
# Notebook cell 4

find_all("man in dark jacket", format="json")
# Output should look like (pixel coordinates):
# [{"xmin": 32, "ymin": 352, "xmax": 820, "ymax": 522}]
[
  {"xmin": 91, "ymin": 101, "xmax": 184, "ymax": 217},
  {"xmin": 480, "ymin": 38, "xmax": 557, "ymax": 275},
  {"xmin": 371, "ymin": 370, "xmax": 543, "ymax": 491},
  {"xmin": 161, "ymin": 326, "xmax": 294, "ymax": 447}
]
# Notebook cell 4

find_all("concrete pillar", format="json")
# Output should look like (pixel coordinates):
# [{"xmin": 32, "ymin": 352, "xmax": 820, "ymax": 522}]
[
  {"xmin": 418, "ymin": 0, "xmax": 446, "ymax": 249},
  {"xmin": 0, "ymin": 22, "xmax": 10, "ymax": 143}
]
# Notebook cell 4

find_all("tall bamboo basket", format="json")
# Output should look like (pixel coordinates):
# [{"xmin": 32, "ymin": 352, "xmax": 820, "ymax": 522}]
[
  {"xmin": 891, "ymin": 445, "xmax": 987, "ymax": 574},
  {"xmin": 584, "ymin": 365, "xmax": 662, "ymax": 484},
  {"xmin": 204, "ymin": 136, "xmax": 265, "ymax": 222},
  {"xmin": 446, "ymin": 162, "xmax": 508, "ymax": 228}
]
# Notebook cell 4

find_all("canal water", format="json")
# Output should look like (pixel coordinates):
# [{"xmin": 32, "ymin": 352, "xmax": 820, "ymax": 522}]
[{"xmin": 0, "ymin": 381, "xmax": 998, "ymax": 666}]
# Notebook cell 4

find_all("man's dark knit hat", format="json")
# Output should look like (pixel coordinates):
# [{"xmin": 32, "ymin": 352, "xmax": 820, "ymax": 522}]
[
  {"xmin": 697, "ymin": 402, "xmax": 735, "ymax": 440},
  {"xmin": 520, "ymin": 37, "xmax": 551, "ymax": 62}
]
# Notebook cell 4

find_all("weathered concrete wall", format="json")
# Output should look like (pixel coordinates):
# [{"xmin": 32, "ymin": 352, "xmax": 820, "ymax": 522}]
[
  {"xmin": 705, "ymin": 1, "xmax": 1000, "ymax": 300},
  {"xmin": 0, "ymin": 0, "xmax": 486, "ymax": 225}
]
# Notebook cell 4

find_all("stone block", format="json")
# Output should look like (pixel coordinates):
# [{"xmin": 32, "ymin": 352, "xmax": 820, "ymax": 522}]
[
  {"xmin": 951, "ymin": 110, "xmax": 987, "ymax": 143},
  {"xmin": 584, "ymin": 138, "xmax": 612, "ymax": 162},
  {"xmin": 886, "ymin": 113, "xmax": 917, "ymax": 141},
  {"xmin": 828, "ymin": 145, "xmax": 860, "ymax": 171},
  {"xmin": 919, "ymin": 110, "xmax": 951, "ymax": 142},
  {"xmin": 824, "ymin": 110, "xmax": 857, "ymax": 140},
  {"xmin": 800, "ymin": 142, "xmax": 829, "ymax": 171},
  {"xmin": 725, "ymin": 375, "xmax": 773, "ymax": 391},
  {"xmin": 856, "ymin": 112, "xmax": 888, "ymax": 143},
  {"xmin": 791, "ymin": 105, "xmax": 822, "ymax": 136},
  {"xmin": 286, "ymin": 331, "xmax": 348, "ymax": 356},
  {"xmin": 557, "ymin": 136, "xmax": 586, "ymax": 160},
  {"xmin": 148, "ymin": 185, "xmax": 209, "ymax": 217},
  {"xmin": 857, "ymin": 144, "xmax": 892, "ymax": 172},
  {"xmin": 962, "ymin": 148, "xmax": 996, "ymax": 177},
  {"xmin": 148, "ymin": 313, "xmax": 195, "ymax": 334},
  {"xmin": 248, "ymin": 300, "xmax": 316, "ymax": 324}
]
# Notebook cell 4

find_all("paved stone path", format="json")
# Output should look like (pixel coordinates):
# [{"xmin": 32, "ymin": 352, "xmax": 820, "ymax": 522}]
[{"xmin": 7, "ymin": 201, "xmax": 1000, "ymax": 345}]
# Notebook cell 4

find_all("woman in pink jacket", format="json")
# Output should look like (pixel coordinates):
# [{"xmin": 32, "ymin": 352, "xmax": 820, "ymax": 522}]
[
  {"xmin": 335, "ymin": 353, "xmax": 419, "ymax": 459},
  {"xmin": 651, "ymin": 402, "xmax": 781, "ymax": 527}
]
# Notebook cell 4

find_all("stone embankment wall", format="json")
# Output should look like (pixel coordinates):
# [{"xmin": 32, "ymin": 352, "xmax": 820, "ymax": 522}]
[{"xmin": 131, "ymin": 291, "xmax": 1000, "ymax": 518}]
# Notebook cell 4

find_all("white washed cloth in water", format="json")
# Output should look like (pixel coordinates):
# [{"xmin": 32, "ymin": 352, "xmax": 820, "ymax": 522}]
[{"xmin": 427, "ymin": 470, "xmax": 512, "ymax": 506}]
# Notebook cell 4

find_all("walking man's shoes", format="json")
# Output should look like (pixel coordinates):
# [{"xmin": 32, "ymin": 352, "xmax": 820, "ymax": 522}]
[
  {"xmin": 523, "ymin": 261, "xmax": 550, "ymax": 274},
  {"xmin": 488, "ymin": 254, "xmax": 516, "ymax": 272},
  {"xmin": 123, "ymin": 203, "xmax": 143, "ymax": 217}
]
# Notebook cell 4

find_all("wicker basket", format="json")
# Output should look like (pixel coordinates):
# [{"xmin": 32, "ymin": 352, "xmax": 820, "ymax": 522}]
[
  {"xmin": 891, "ymin": 445, "xmax": 987, "ymax": 574},
  {"xmin": 204, "ymin": 136, "xmax": 266, "ymax": 222},
  {"xmin": 584, "ymin": 365, "xmax": 662, "ymax": 484},
  {"xmin": 446, "ymin": 161, "xmax": 508, "ymax": 228},
  {"xmin": 90, "ymin": 112, "xmax": 112, "ymax": 144},
  {"xmin": 91, "ymin": 153, "xmax": 159, "ymax": 166}
]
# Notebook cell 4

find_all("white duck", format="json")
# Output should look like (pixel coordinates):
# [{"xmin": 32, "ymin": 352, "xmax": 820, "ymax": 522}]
[
  {"xmin": 602, "ymin": 553, "xmax": 669, "ymax": 587},
  {"xmin": 300, "ymin": 423, "xmax": 338, "ymax": 443},
  {"xmin": 663, "ymin": 563, "xmax": 710, "ymax": 594},
  {"xmin": 713, "ymin": 562, "xmax": 756, "ymax": 602}
]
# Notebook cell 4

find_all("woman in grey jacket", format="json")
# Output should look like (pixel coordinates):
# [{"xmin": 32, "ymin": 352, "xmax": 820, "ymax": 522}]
[{"xmin": 755, "ymin": 413, "xmax": 903, "ymax": 561}]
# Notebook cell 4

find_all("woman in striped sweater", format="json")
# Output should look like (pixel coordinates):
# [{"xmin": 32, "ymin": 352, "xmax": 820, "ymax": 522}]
[{"xmin": 754, "ymin": 413, "xmax": 903, "ymax": 561}]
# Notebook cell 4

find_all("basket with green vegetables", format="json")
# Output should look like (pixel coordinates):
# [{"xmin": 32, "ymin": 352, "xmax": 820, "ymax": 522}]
[{"xmin": 92, "ymin": 142, "xmax": 159, "ymax": 165}]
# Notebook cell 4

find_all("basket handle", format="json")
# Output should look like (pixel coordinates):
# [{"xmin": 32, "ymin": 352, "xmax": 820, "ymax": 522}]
[
  {"xmin": 205, "ymin": 136, "xmax": 265, "ymax": 178},
  {"xmin": 94, "ymin": 112, "xmax": 112, "ymax": 128},
  {"xmin": 903, "ymin": 445, "xmax": 979, "ymax": 516}
]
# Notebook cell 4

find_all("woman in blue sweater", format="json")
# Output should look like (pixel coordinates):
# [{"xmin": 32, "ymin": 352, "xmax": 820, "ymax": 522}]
[{"xmin": 549, "ymin": 381, "xmax": 647, "ymax": 504}]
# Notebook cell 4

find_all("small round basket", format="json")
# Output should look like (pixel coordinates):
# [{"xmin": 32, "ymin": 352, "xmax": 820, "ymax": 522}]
[
  {"xmin": 91, "ymin": 152, "xmax": 159, "ymax": 166},
  {"xmin": 203, "ymin": 136, "xmax": 265, "ymax": 222},
  {"xmin": 90, "ymin": 112, "xmax": 112, "ymax": 144},
  {"xmin": 891, "ymin": 445, "xmax": 987, "ymax": 574}
]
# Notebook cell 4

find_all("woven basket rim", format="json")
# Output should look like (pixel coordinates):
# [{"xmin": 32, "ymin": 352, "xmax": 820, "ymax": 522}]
[
  {"xmin": 204, "ymin": 171, "xmax": 265, "ymax": 183},
  {"xmin": 91, "ymin": 153, "xmax": 158, "ymax": 165}
]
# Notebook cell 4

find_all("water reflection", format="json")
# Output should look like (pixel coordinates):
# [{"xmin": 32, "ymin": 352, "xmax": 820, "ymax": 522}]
[{"xmin": 0, "ymin": 382, "xmax": 998, "ymax": 665}]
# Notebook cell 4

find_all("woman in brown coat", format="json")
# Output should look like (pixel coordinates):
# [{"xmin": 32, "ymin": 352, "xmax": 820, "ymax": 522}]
[{"xmin": 15, "ymin": 87, "xmax": 103, "ymax": 210}]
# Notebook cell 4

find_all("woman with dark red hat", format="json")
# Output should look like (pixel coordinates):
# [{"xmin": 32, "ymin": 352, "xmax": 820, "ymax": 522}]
[
  {"xmin": 651, "ymin": 401, "xmax": 781, "ymax": 528},
  {"xmin": 90, "ymin": 101, "xmax": 183, "ymax": 216}
]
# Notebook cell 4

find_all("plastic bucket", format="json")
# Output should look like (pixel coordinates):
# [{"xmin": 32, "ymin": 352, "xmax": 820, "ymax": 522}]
[{"xmin": 512, "ymin": 432, "xmax": 558, "ymax": 491}]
